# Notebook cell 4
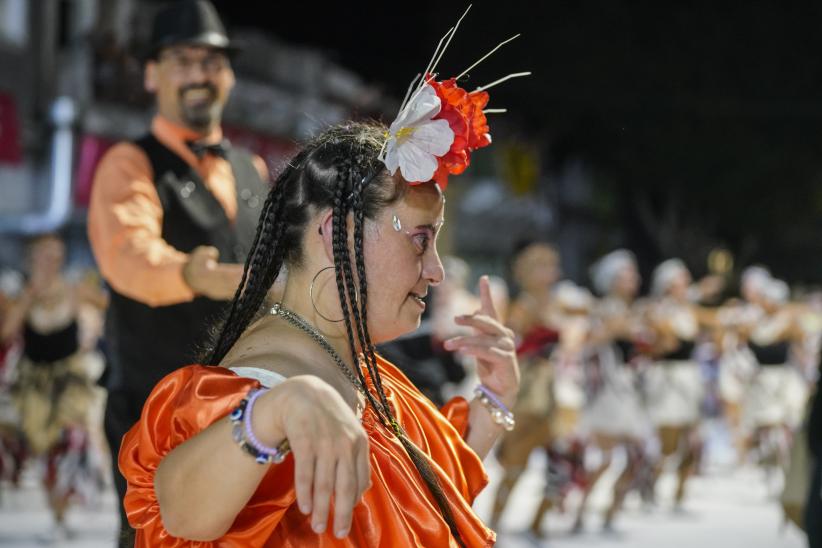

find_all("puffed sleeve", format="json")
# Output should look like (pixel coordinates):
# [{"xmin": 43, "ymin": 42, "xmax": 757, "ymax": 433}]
[
  {"xmin": 119, "ymin": 365, "xmax": 298, "ymax": 547},
  {"xmin": 440, "ymin": 396, "xmax": 471, "ymax": 438}
]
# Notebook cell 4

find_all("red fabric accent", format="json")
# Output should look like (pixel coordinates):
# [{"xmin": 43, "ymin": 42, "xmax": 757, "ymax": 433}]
[
  {"xmin": 0, "ymin": 92, "xmax": 22, "ymax": 165},
  {"xmin": 74, "ymin": 134, "xmax": 117, "ymax": 207},
  {"xmin": 516, "ymin": 326, "xmax": 560, "ymax": 356},
  {"xmin": 440, "ymin": 396, "xmax": 471, "ymax": 439},
  {"xmin": 426, "ymin": 78, "xmax": 492, "ymax": 189}
]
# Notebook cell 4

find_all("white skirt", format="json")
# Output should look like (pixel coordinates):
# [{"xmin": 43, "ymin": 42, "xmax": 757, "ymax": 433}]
[
  {"xmin": 553, "ymin": 373, "xmax": 586, "ymax": 409},
  {"xmin": 718, "ymin": 348, "xmax": 757, "ymax": 404},
  {"xmin": 581, "ymin": 366, "xmax": 650, "ymax": 439},
  {"xmin": 644, "ymin": 360, "xmax": 705, "ymax": 427},
  {"xmin": 742, "ymin": 366, "xmax": 808, "ymax": 430}
]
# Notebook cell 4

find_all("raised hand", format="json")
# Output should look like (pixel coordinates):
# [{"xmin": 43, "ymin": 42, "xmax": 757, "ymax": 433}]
[{"xmin": 443, "ymin": 275, "xmax": 520, "ymax": 407}]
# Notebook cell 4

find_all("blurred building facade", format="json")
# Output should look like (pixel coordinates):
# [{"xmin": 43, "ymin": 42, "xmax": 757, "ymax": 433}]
[{"xmin": 0, "ymin": 0, "xmax": 396, "ymax": 271}]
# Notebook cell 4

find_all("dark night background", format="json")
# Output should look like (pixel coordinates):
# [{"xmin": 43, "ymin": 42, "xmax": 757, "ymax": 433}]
[{"xmin": 212, "ymin": 1, "xmax": 822, "ymax": 284}]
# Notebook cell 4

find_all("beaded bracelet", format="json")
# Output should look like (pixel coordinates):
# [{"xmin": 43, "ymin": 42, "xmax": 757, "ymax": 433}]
[
  {"xmin": 229, "ymin": 388, "xmax": 291, "ymax": 465},
  {"xmin": 474, "ymin": 384, "xmax": 516, "ymax": 431}
]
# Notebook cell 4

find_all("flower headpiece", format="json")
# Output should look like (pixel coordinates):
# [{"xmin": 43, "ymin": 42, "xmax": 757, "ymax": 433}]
[{"xmin": 380, "ymin": 6, "xmax": 530, "ymax": 190}]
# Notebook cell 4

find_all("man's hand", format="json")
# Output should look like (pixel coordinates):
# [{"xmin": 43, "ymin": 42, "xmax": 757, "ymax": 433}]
[{"xmin": 182, "ymin": 246, "xmax": 244, "ymax": 301}]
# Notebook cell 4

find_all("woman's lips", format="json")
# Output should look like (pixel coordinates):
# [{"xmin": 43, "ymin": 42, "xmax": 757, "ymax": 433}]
[{"xmin": 409, "ymin": 292, "xmax": 426, "ymax": 309}]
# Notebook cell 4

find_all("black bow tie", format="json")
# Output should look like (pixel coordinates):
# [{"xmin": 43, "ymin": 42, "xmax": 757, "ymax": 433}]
[{"xmin": 187, "ymin": 139, "xmax": 230, "ymax": 159}]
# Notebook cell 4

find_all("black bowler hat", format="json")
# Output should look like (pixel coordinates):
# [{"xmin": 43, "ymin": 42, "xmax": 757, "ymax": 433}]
[{"xmin": 146, "ymin": 0, "xmax": 238, "ymax": 60}]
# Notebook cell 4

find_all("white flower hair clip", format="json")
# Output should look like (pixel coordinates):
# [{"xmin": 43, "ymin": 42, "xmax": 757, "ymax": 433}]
[{"xmin": 379, "ymin": 5, "xmax": 531, "ymax": 189}]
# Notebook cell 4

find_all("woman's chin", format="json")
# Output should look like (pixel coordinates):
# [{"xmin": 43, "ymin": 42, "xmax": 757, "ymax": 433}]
[{"xmin": 370, "ymin": 318, "xmax": 421, "ymax": 345}]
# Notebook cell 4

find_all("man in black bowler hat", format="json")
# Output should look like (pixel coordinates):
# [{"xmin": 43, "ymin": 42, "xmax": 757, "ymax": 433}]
[{"xmin": 87, "ymin": 1, "xmax": 270, "ymax": 543}]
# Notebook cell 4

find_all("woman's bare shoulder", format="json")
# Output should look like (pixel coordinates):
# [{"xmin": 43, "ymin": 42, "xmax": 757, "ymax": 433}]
[
  {"xmin": 219, "ymin": 318, "xmax": 358, "ymax": 405},
  {"xmin": 221, "ymin": 325, "xmax": 315, "ymax": 379}
]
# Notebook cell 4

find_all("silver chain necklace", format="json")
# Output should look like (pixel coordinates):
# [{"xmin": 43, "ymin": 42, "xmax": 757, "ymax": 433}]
[{"xmin": 269, "ymin": 303, "xmax": 366, "ymax": 394}]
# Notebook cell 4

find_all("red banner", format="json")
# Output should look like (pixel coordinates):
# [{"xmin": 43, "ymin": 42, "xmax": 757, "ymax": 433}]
[{"xmin": 0, "ymin": 92, "xmax": 22, "ymax": 165}]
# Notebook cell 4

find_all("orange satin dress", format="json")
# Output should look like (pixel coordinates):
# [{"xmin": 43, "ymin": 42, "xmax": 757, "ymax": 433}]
[{"xmin": 120, "ymin": 356, "xmax": 496, "ymax": 547}]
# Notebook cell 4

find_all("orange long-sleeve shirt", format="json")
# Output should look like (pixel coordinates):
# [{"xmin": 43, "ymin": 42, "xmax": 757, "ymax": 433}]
[{"xmin": 88, "ymin": 115, "xmax": 267, "ymax": 307}]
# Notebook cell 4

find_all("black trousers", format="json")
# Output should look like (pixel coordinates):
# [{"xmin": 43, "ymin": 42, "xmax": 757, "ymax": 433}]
[
  {"xmin": 104, "ymin": 389, "xmax": 140, "ymax": 548},
  {"xmin": 808, "ymin": 457, "xmax": 822, "ymax": 548}
]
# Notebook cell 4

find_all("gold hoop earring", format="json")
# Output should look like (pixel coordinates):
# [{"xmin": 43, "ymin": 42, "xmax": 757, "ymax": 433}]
[{"xmin": 310, "ymin": 267, "xmax": 344, "ymax": 323}]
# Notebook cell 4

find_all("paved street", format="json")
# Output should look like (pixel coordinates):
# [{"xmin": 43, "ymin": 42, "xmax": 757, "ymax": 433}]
[
  {"xmin": 475, "ymin": 451, "xmax": 806, "ymax": 548},
  {"xmin": 0, "ymin": 428, "xmax": 809, "ymax": 547}
]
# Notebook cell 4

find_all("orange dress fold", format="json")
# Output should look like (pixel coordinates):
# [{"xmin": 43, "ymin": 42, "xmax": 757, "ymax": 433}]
[{"xmin": 120, "ymin": 356, "xmax": 495, "ymax": 547}]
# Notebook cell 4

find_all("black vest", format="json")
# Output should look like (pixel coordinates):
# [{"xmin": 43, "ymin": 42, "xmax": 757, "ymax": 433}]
[{"xmin": 104, "ymin": 134, "xmax": 267, "ymax": 406}]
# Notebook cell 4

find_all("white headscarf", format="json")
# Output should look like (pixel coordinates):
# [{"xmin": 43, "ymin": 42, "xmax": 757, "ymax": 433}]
[
  {"xmin": 554, "ymin": 280, "xmax": 593, "ymax": 311},
  {"xmin": 762, "ymin": 278, "xmax": 789, "ymax": 305},
  {"xmin": 651, "ymin": 258, "xmax": 689, "ymax": 297},
  {"xmin": 589, "ymin": 249, "xmax": 636, "ymax": 295},
  {"xmin": 741, "ymin": 265, "xmax": 771, "ymax": 295}
]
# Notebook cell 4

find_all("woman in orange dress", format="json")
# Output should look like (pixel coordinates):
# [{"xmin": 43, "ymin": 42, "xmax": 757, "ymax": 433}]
[{"xmin": 119, "ymin": 109, "xmax": 521, "ymax": 547}]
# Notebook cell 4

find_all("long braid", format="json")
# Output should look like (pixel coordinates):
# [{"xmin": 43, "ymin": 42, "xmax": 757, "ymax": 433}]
[
  {"xmin": 208, "ymin": 158, "xmax": 299, "ymax": 364},
  {"xmin": 209, "ymin": 201, "xmax": 278, "ymax": 361},
  {"xmin": 335, "ymin": 170, "xmax": 394, "ymax": 420},
  {"xmin": 349, "ymin": 177, "xmax": 393, "ymax": 413},
  {"xmin": 349, "ymin": 171, "xmax": 467, "ymax": 547},
  {"xmin": 230, "ymin": 197, "xmax": 289, "ymax": 342},
  {"xmin": 208, "ymin": 191, "xmax": 274, "ymax": 361},
  {"xmin": 209, "ymin": 196, "xmax": 275, "ymax": 363},
  {"xmin": 331, "ymin": 164, "xmax": 466, "ymax": 545},
  {"xmin": 330, "ymin": 176, "xmax": 386, "ymax": 418}
]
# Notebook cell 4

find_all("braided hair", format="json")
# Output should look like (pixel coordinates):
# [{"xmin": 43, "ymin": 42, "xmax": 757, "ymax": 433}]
[{"xmin": 204, "ymin": 122, "xmax": 465, "ymax": 545}]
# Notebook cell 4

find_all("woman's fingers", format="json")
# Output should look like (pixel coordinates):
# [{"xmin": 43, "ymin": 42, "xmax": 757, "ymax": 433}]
[
  {"xmin": 478, "ymin": 275, "xmax": 499, "ymax": 319},
  {"xmin": 454, "ymin": 344, "xmax": 514, "ymax": 364},
  {"xmin": 444, "ymin": 335, "xmax": 515, "ymax": 352},
  {"xmin": 454, "ymin": 313, "xmax": 513, "ymax": 338},
  {"xmin": 355, "ymin": 436, "xmax": 372, "ymax": 499},
  {"xmin": 332, "ymin": 452, "xmax": 358, "ymax": 538},
  {"xmin": 292, "ymin": 437, "xmax": 315, "ymax": 516},
  {"xmin": 331, "ymin": 432, "xmax": 371, "ymax": 538},
  {"xmin": 282, "ymin": 378, "xmax": 373, "ymax": 539},
  {"xmin": 311, "ymin": 444, "xmax": 336, "ymax": 534}
]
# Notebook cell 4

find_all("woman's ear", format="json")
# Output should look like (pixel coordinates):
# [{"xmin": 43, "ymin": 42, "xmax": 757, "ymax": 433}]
[{"xmin": 319, "ymin": 209, "xmax": 335, "ymax": 263}]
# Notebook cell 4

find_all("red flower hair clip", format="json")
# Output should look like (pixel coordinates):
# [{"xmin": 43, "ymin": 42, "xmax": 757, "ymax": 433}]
[
  {"xmin": 428, "ymin": 77, "xmax": 491, "ymax": 188},
  {"xmin": 379, "ymin": 6, "xmax": 530, "ymax": 190}
]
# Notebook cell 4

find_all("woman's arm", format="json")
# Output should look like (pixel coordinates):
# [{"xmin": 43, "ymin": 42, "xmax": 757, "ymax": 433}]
[
  {"xmin": 154, "ymin": 374, "xmax": 370, "ymax": 541},
  {"xmin": 0, "ymin": 289, "xmax": 34, "ymax": 343},
  {"xmin": 154, "ymin": 398, "xmax": 274, "ymax": 540},
  {"xmin": 463, "ymin": 397, "xmax": 512, "ymax": 459},
  {"xmin": 74, "ymin": 277, "xmax": 109, "ymax": 310},
  {"xmin": 695, "ymin": 305, "xmax": 722, "ymax": 331}
]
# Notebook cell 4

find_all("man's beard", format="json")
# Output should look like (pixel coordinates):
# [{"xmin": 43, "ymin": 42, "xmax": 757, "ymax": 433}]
[{"xmin": 179, "ymin": 84, "xmax": 220, "ymax": 132}]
